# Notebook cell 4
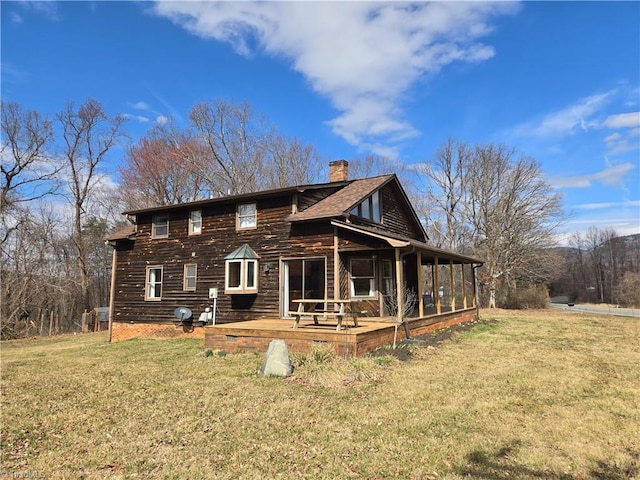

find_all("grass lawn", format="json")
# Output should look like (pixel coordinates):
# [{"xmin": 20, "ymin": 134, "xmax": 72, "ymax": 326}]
[{"xmin": 1, "ymin": 309, "xmax": 638, "ymax": 479}]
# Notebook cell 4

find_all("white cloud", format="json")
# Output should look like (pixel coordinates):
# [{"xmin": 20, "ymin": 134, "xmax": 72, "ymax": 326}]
[
  {"xmin": 155, "ymin": 115, "xmax": 169, "ymax": 125},
  {"xmin": 129, "ymin": 101, "xmax": 151, "ymax": 111},
  {"xmin": 576, "ymin": 200, "xmax": 640, "ymax": 210},
  {"xmin": 603, "ymin": 112, "xmax": 640, "ymax": 154},
  {"xmin": 16, "ymin": 1, "xmax": 59, "ymax": 21},
  {"xmin": 122, "ymin": 113, "xmax": 150, "ymax": 123},
  {"xmin": 513, "ymin": 92, "xmax": 613, "ymax": 138},
  {"xmin": 151, "ymin": 1, "xmax": 519, "ymax": 155},
  {"xmin": 550, "ymin": 162, "xmax": 637, "ymax": 189},
  {"xmin": 10, "ymin": 11, "xmax": 23, "ymax": 24},
  {"xmin": 603, "ymin": 112, "xmax": 640, "ymax": 129}
]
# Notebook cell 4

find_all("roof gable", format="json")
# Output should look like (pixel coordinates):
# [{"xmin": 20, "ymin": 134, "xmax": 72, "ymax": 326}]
[
  {"xmin": 289, "ymin": 174, "xmax": 428, "ymax": 243},
  {"xmin": 288, "ymin": 175, "xmax": 393, "ymax": 222}
]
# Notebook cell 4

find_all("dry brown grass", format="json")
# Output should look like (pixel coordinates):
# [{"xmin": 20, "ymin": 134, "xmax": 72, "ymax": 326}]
[{"xmin": 1, "ymin": 309, "xmax": 638, "ymax": 479}]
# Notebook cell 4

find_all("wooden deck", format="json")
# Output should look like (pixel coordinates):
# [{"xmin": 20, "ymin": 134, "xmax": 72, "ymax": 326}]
[{"xmin": 204, "ymin": 308, "xmax": 478, "ymax": 356}]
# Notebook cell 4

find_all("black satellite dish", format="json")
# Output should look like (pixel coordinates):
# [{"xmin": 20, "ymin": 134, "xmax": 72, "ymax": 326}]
[{"xmin": 174, "ymin": 306, "xmax": 193, "ymax": 322}]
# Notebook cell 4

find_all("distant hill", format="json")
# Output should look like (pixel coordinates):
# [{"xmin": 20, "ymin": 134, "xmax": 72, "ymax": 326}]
[{"xmin": 548, "ymin": 232, "xmax": 640, "ymax": 304}]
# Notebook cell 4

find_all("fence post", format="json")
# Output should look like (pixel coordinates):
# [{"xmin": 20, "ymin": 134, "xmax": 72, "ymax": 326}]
[{"xmin": 81, "ymin": 310, "xmax": 88, "ymax": 333}]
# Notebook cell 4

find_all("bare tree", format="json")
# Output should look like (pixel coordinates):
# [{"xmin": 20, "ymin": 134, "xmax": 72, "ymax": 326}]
[
  {"xmin": 259, "ymin": 133, "xmax": 323, "ymax": 188},
  {"xmin": 190, "ymin": 99, "xmax": 324, "ymax": 196},
  {"xmin": 418, "ymin": 138, "xmax": 472, "ymax": 250},
  {"xmin": 1, "ymin": 101, "xmax": 57, "ymax": 210},
  {"xmin": 465, "ymin": 144, "xmax": 563, "ymax": 308},
  {"xmin": 120, "ymin": 121, "xmax": 210, "ymax": 209},
  {"xmin": 58, "ymin": 98, "xmax": 126, "ymax": 312},
  {"xmin": 189, "ymin": 100, "xmax": 262, "ymax": 195},
  {"xmin": 1, "ymin": 101, "xmax": 58, "ymax": 245}
]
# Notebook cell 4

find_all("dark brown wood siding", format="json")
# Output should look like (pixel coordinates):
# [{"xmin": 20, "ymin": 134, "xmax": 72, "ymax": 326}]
[
  {"xmin": 380, "ymin": 185, "xmax": 423, "ymax": 240},
  {"xmin": 112, "ymin": 196, "xmax": 339, "ymax": 324}
]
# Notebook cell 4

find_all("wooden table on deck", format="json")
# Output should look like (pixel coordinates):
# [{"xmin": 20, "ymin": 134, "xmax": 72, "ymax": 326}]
[{"xmin": 290, "ymin": 299, "xmax": 360, "ymax": 331}]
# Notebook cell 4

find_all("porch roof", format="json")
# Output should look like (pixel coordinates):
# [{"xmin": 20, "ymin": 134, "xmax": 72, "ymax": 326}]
[{"xmin": 331, "ymin": 220, "xmax": 483, "ymax": 265}]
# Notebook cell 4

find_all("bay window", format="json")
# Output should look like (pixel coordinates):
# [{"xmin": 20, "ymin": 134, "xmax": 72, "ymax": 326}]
[{"xmin": 224, "ymin": 244, "xmax": 259, "ymax": 294}]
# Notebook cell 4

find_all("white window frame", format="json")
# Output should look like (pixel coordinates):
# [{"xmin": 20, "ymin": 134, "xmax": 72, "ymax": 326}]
[
  {"xmin": 188, "ymin": 210, "xmax": 202, "ymax": 235},
  {"xmin": 152, "ymin": 215, "xmax": 169, "ymax": 239},
  {"xmin": 183, "ymin": 264, "xmax": 197, "ymax": 291},
  {"xmin": 349, "ymin": 258, "xmax": 377, "ymax": 298},
  {"xmin": 145, "ymin": 265, "xmax": 163, "ymax": 301},
  {"xmin": 237, "ymin": 203, "xmax": 257, "ymax": 230},
  {"xmin": 225, "ymin": 259, "xmax": 258, "ymax": 294}
]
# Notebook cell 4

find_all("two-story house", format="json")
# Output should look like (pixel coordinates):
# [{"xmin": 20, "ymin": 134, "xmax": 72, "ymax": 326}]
[{"xmin": 106, "ymin": 161, "xmax": 482, "ymax": 353}]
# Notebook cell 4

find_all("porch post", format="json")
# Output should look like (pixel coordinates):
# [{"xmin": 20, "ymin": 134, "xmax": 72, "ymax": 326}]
[
  {"xmin": 333, "ymin": 227, "xmax": 340, "ymax": 301},
  {"xmin": 395, "ymin": 248, "xmax": 403, "ymax": 320},
  {"xmin": 434, "ymin": 256, "xmax": 441, "ymax": 314},
  {"xmin": 449, "ymin": 259, "xmax": 456, "ymax": 311},
  {"xmin": 472, "ymin": 264, "xmax": 478, "ymax": 309},
  {"xmin": 461, "ymin": 263, "xmax": 468, "ymax": 309},
  {"xmin": 417, "ymin": 251, "xmax": 424, "ymax": 317}
]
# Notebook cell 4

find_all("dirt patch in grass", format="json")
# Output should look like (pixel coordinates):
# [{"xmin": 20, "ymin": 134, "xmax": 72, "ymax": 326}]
[{"xmin": 370, "ymin": 317, "xmax": 499, "ymax": 361}]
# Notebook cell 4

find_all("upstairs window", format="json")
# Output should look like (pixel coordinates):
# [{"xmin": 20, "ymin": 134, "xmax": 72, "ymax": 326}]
[
  {"xmin": 145, "ymin": 266, "xmax": 163, "ymax": 300},
  {"xmin": 237, "ymin": 203, "xmax": 257, "ymax": 230},
  {"xmin": 350, "ymin": 190, "xmax": 381, "ymax": 223},
  {"xmin": 224, "ymin": 244, "xmax": 259, "ymax": 294},
  {"xmin": 152, "ymin": 215, "xmax": 169, "ymax": 239},
  {"xmin": 189, "ymin": 210, "xmax": 202, "ymax": 235}
]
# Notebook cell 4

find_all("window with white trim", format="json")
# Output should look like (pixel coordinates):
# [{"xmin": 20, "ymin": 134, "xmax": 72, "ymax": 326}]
[
  {"xmin": 224, "ymin": 244, "xmax": 260, "ymax": 294},
  {"xmin": 350, "ymin": 258, "xmax": 376, "ymax": 298},
  {"xmin": 145, "ymin": 265, "xmax": 163, "ymax": 300},
  {"xmin": 225, "ymin": 259, "xmax": 258, "ymax": 294},
  {"xmin": 189, "ymin": 210, "xmax": 202, "ymax": 235},
  {"xmin": 152, "ymin": 215, "xmax": 169, "ymax": 238},
  {"xmin": 350, "ymin": 190, "xmax": 381, "ymax": 223},
  {"xmin": 237, "ymin": 203, "xmax": 257, "ymax": 230},
  {"xmin": 183, "ymin": 264, "xmax": 197, "ymax": 291}
]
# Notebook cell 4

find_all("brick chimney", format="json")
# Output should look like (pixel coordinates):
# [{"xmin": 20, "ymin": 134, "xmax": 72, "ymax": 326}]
[{"xmin": 329, "ymin": 160, "xmax": 349, "ymax": 182}]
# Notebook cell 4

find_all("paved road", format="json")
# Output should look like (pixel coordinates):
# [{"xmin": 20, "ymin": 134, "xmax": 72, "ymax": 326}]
[{"xmin": 550, "ymin": 303, "xmax": 640, "ymax": 318}]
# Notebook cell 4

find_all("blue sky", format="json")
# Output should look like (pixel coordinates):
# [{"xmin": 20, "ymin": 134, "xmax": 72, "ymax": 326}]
[{"xmin": 2, "ymin": 1, "xmax": 639, "ymax": 240}]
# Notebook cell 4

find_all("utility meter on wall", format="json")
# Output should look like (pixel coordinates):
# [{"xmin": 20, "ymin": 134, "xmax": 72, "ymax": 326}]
[{"xmin": 209, "ymin": 288, "xmax": 218, "ymax": 299}]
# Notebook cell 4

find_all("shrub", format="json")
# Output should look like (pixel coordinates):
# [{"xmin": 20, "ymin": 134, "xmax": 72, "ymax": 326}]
[
  {"xmin": 502, "ymin": 285, "xmax": 549, "ymax": 309},
  {"xmin": 617, "ymin": 272, "xmax": 640, "ymax": 307}
]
